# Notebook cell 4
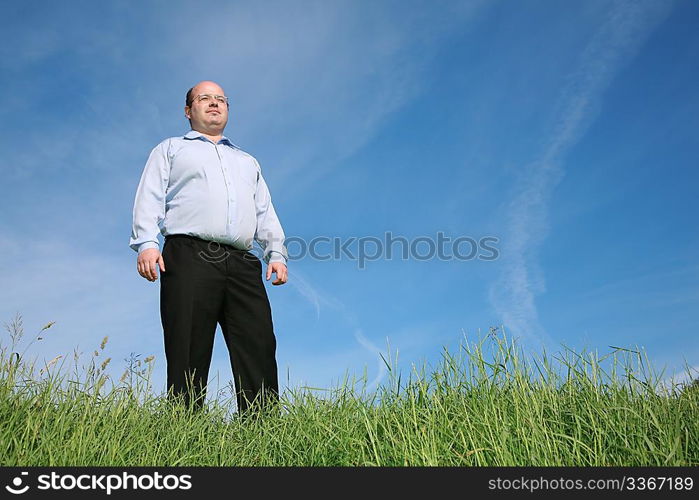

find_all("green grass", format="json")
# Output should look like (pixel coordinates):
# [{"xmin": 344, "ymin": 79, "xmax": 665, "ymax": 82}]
[{"xmin": 1, "ymin": 316, "xmax": 697, "ymax": 466}]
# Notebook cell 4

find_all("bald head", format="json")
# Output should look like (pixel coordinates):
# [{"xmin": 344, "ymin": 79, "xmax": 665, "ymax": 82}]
[{"xmin": 186, "ymin": 80, "xmax": 226, "ymax": 107}]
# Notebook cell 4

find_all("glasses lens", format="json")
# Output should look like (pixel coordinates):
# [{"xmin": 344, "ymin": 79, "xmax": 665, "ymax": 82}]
[{"xmin": 195, "ymin": 94, "xmax": 227, "ymax": 104}]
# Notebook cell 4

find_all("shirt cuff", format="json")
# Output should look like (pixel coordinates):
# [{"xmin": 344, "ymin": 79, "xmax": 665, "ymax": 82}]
[
  {"xmin": 266, "ymin": 251, "xmax": 287, "ymax": 265},
  {"xmin": 137, "ymin": 241, "xmax": 160, "ymax": 254}
]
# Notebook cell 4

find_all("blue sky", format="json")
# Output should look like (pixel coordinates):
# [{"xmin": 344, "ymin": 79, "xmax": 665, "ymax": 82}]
[{"xmin": 1, "ymin": 0, "xmax": 697, "ymax": 402}]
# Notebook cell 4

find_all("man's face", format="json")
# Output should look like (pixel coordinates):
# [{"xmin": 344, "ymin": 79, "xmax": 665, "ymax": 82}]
[{"xmin": 185, "ymin": 82, "xmax": 229, "ymax": 133}]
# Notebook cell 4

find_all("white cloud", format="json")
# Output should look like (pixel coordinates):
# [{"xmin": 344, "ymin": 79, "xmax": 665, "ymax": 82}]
[{"xmin": 661, "ymin": 364, "xmax": 699, "ymax": 394}]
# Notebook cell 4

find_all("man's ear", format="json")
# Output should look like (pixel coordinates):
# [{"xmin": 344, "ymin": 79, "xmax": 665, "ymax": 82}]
[{"xmin": 184, "ymin": 105, "xmax": 191, "ymax": 119}]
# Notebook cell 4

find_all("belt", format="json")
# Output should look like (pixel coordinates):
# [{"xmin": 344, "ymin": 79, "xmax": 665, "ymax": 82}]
[{"xmin": 165, "ymin": 234, "xmax": 249, "ymax": 252}]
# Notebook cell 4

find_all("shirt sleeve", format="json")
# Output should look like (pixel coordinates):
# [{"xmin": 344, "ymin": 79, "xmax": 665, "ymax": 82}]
[
  {"xmin": 253, "ymin": 159, "xmax": 288, "ymax": 265},
  {"xmin": 129, "ymin": 142, "xmax": 170, "ymax": 253}
]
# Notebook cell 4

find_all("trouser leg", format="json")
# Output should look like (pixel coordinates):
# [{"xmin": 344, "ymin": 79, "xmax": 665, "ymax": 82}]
[
  {"xmin": 160, "ymin": 236, "xmax": 225, "ymax": 410},
  {"xmin": 219, "ymin": 250, "xmax": 279, "ymax": 415}
]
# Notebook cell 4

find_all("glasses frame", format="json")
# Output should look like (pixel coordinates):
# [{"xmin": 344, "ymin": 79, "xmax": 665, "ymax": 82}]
[{"xmin": 190, "ymin": 94, "xmax": 229, "ymax": 106}]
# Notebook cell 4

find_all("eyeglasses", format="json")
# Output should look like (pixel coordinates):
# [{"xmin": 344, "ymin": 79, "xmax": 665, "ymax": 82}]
[{"xmin": 191, "ymin": 94, "xmax": 229, "ymax": 105}]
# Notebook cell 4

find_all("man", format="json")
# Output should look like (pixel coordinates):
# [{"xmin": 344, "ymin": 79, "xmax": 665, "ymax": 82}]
[{"xmin": 129, "ymin": 81, "xmax": 288, "ymax": 414}]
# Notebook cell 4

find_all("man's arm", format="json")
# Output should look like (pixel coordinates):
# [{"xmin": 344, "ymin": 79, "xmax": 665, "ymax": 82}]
[
  {"xmin": 253, "ymin": 159, "xmax": 288, "ymax": 285},
  {"xmin": 130, "ymin": 142, "xmax": 170, "ymax": 281}
]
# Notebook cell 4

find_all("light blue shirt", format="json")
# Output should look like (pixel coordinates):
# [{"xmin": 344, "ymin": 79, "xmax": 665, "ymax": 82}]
[{"xmin": 129, "ymin": 130, "xmax": 288, "ymax": 265}]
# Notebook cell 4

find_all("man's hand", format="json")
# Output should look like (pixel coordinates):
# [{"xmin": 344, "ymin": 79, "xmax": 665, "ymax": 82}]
[
  {"xmin": 266, "ymin": 262, "xmax": 288, "ymax": 286},
  {"xmin": 137, "ymin": 248, "xmax": 166, "ymax": 282}
]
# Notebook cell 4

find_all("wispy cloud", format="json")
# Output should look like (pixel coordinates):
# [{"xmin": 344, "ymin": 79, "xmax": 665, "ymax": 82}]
[
  {"xmin": 284, "ymin": 267, "xmax": 459, "ymax": 395},
  {"xmin": 1, "ymin": 1, "xmax": 487, "ymax": 190},
  {"xmin": 162, "ymin": 1, "xmax": 488, "ymax": 199},
  {"xmin": 286, "ymin": 270, "xmax": 322, "ymax": 321},
  {"xmin": 489, "ymin": 0, "xmax": 675, "ymax": 347},
  {"xmin": 284, "ymin": 267, "xmax": 389, "ymax": 392},
  {"xmin": 352, "ymin": 329, "xmax": 388, "ymax": 394}
]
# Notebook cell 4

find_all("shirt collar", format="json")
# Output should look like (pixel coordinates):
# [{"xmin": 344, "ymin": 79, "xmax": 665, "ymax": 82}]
[{"xmin": 184, "ymin": 130, "xmax": 239, "ymax": 149}]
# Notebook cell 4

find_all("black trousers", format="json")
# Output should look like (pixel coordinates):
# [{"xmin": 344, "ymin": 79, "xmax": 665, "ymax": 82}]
[{"xmin": 159, "ymin": 234, "xmax": 279, "ymax": 414}]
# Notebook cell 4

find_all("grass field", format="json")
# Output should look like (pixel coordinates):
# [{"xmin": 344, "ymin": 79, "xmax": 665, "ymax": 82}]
[{"xmin": 1, "ymin": 316, "xmax": 697, "ymax": 466}]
